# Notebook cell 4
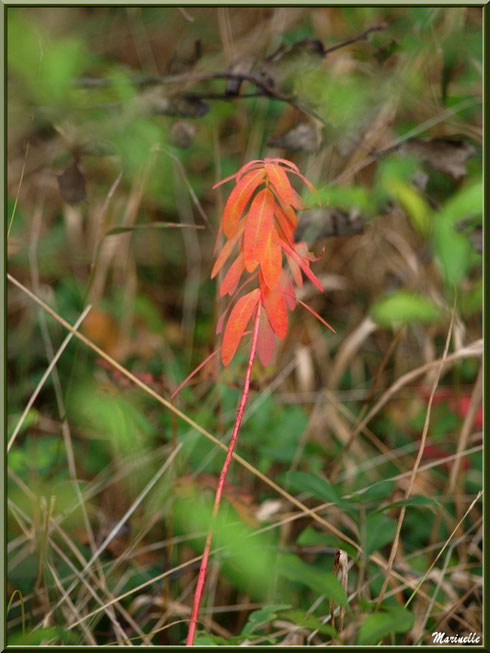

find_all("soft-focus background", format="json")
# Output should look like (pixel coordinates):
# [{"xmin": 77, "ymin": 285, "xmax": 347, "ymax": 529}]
[{"xmin": 7, "ymin": 6, "xmax": 482, "ymax": 646}]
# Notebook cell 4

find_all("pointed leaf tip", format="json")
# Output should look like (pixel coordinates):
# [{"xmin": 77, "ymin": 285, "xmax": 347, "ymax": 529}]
[{"xmin": 223, "ymin": 168, "xmax": 266, "ymax": 238}]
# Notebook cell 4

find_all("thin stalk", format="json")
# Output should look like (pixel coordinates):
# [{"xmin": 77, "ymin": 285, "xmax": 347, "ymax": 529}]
[{"xmin": 186, "ymin": 302, "xmax": 262, "ymax": 646}]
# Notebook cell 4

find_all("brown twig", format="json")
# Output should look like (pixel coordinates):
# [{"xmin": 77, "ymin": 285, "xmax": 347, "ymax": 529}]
[{"xmin": 323, "ymin": 24, "xmax": 388, "ymax": 56}]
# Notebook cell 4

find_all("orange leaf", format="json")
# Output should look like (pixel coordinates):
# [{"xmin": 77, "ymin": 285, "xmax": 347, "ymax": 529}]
[
  {"xmin": 211, "ymin": 221, "xmax": 245, "ymax": 278},
  {"xmin": 285, "ymin": 251, "xmax": 302, "ymax": 288},
  {"xmin": 260, "ymin": 273, "xmax": 288, "ymax": 338},
  {"xmin": 295, "ymin": 242, "xmax": 309, "ymax": 258},
  {"xmin": 264, "ymin": 157, "xmax": 299, "ymax": 173},
  {"xmin": 261, "ymin": 226, "xmax": 282, "ymax": 289},
  {"xmin": 274, "ymin": 203, "xmax": 297, "ymax": 245},
  {"xmin": 280, "ymin": 269, "xmax": 297, "ymax": 310},
  {"xmin": 274, "ymin": 191, "xmax": 298, "ymax": 221},
  {"xmin": 291, "ymin": 189, "xmax": 307, "ymax": 210},
  {"xmin": 212, "ymin": 172, "xmax": 238, "ymax": 189},
  {"xmin": 281, "ymin": 240, "xmax": 323, "ymax": 292},
  {"xmin": 219, "ymin": 252, "xmax": 245, "ymax": 296},
  {"xmin": 243, "ymin": 188, "xmax": 274, "ymax": 272},
  {"xmin": 216, "ymin": 275, "xmax": 257, "ymax": 335},
  {"xmin": 223, "ymin": 168, "xmax": 265, "ymax": 238},
  {"xmin": 288, "ymin": 169, "xmax": 316, "ymax": 192},
  {"xmin": 221, "ymin": 289, "xmax": 260, "ymax": 365},
  {"xmin": 257, "ymin": 308, "xmax": 275, "ymax": 366},
  {"xmin": 265, "ymin": 162, "xmax": 294, "ymax": 207},
  {"xmin": 213, "ymin": 221, "xmax": 223, "ymax": 257},
  {"xmin": 236, "ymin": 159, "xmax": 264, "ymax": 182}
]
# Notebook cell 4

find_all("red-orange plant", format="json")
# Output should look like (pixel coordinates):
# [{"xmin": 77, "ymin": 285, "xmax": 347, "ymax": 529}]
[{"xmin": 180, "ymin": 157, "xmax": 334, "ymax": 646}]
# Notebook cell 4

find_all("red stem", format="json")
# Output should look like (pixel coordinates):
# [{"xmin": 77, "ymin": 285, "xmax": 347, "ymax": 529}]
[{"xmin": 186, "ymin": 302, "xmax": 262, "ymax": 646}]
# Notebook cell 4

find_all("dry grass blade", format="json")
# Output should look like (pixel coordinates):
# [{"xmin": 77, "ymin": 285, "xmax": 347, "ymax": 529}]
[
  {"xmin": 404, "ymin": 490, "xmax": 482, "ymax": 608},
  {"xmin": 7, "ymin": 141, "xmax": 29, "ymax": 239},
  {"xmin": 8, "ymin": 495, "xmax": 137, "ymax": 644},
  {"xmin": 36, "ymin": 442, "xmax": 183, "ymax": 628},
  {"xmin": 7, "ymin": 304, "xmax": 92, "ymax": 452},
  {"xmin": 9, "ymin": 273, "xmax": 480, "ymax": 623},
  {"xmin": 376, "ymin": 310, "xmax": 456, "ymax": 607},
  {"xmin": 45, "ymin": 441, "xmax": 482, "ymax": 635},
  {"xmin": 333, "ymin": 338, "xmax": 483, "ymax": 481},
  {"xmin": 46, "ymin": 562, "xmax": 98, "ymax": 646},
  {"xmin": 8, "ymin": 274, "xmax": 359, "ymax": 551},
  {"xmin": 447, "ymin": 364, "xmax": 482, "ymax": 495}
]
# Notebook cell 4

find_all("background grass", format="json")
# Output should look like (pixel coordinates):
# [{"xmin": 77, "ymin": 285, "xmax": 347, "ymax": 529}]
[{"xmin": 7, "ymin": 6, "xmax": 482, "ymax": 646}]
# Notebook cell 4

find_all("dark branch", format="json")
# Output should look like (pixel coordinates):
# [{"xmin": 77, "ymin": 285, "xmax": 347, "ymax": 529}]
[{"xmin": 323, "ymin": 23, "xmax": 388, "ymax": 56}]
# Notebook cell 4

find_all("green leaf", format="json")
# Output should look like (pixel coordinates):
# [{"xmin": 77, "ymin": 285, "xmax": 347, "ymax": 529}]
[
  {"xmin": 282, "ymin": 609, "xmax": 338, "ymax": 636},
  {"xmin": 278, "ymin": 554, "xmax": 348, "ymax": 605},
  {"xmin": 193, "ymin": 633, "xmax": 229, "ymax": 646},
  {"xmin": 460, "ymin": 278, "xmax": 482, "ymax": 317},
  {"xmin": 172, "ymin": 491, "xmax": 276, "ymax": 600},
  {"xmin": 357, "ymin": 604, "xmax": 415, "ymax": 644},
  {"xmin": 8, "ymin": 627, "xmax": 76, "ymax": 646},
  {"xmin": 391, "ymin": 180, "xmax": 432, "ymax": 236},
  {"xmin": 307, "ymin": 185, "xmax": 377, "ymax": 214},
  {"xmin": 358, "ymin": 481, "xmax": 396, "ymax": 503},
  {"xmin": 286, "ymin": 471, "xmax": 353, "ymax": 514},
  {"xmin": 437, "ymin": 180, "xmax": 482, "ymax": 226},
  {"xmin": 432, "ymin": 180, "xmax": 482, "ymax": 287},
  {"xmin": 296, "ymin": 527, "xmax": 358, "ymax": 558},
  {"xmin": 8, "ymin": 13, "xmax": 89, "ymax": 105},
  {"xmin": 241, "ymin": 605, "xmax": 291, "ymax": 636},
  {"xmin": 364, "ymin": 513, "xmax": 396, "ymax": 555},
  {"xmin": 7, "ymin": 409, "xmax": 39, "ymax": 441},
  {"xmin": 433, "ymin": 218, "xmax": 473, "ymax": 286},
  {"xmin": 371, "ymin": 290, "xmax": 441, "ymax": 327},
  {"xmin": 376, "ymin": 495, "xmax": 441, "ymax": 513}
]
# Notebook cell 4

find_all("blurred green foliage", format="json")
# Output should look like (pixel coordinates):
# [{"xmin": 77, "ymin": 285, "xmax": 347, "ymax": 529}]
[
  {"xmin": 371, "ymin": 291, "xmax": 442, "ymax": 327},
  {"xmin": 172, "ymin": 488, "xmax": 276, "ymax": 601},
  {"xmin": 357, "ymin": 604, "xmax": 414, "ymax": 645}
]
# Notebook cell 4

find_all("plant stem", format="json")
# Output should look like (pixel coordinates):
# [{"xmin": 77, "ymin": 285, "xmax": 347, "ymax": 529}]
[{"xmin": 186, "ymin": 302, "xmax": 262, "ymax": 646}]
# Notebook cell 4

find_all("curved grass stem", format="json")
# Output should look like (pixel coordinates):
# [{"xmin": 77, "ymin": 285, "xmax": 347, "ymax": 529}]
[{"xmin": 186, "ymin": 302, "xmax": 262, "ymax": 646}]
